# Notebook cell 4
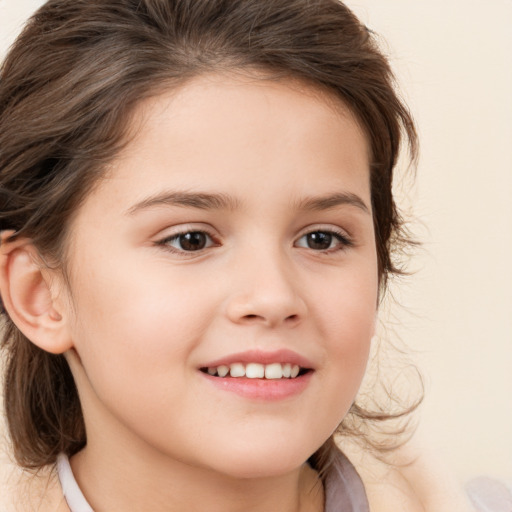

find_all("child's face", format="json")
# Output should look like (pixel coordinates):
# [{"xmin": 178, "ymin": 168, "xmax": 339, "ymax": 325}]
[{"xmin": 61, "ymin": 74, "xmax": 378, "ymax": 478}]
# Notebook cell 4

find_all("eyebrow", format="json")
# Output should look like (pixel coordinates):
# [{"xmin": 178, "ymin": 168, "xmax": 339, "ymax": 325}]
[
  {"xmin": 295, "ymin": 192, "xmax": 370, "ymax": 214},
  {"xmin": 127, "ymin": 191, "xmax": 240, "ymax": 215},
  {"xmin": 127, "ymin": 190, "xmax": 370, "ymax": 215}
]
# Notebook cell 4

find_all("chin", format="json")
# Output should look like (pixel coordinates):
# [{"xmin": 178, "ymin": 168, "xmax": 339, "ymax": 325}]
[
  {"xmin": 219, "ymin": 459, "xmax": 304, "ymax": 480},
  {"xmin": 207, "ymin": 440, "xmax": 319, "ymax": 480}
]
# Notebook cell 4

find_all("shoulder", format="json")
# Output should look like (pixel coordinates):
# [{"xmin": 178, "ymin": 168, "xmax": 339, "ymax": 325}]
[
  {"xmin": 0, "ymin": 457, "xmax": 69, "ymax": 512},
  {"xmin": 465, "ymin": 476, "xmax": 512, "ymax": 512},
  {"xmin": 338, "ymin": 437, "xmax": 476, "ymax": 512}
]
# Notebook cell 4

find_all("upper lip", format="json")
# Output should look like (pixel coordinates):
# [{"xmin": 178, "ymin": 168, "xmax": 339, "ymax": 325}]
[{"xmin": 200, "ymin": 349, "xmax": 314, "ymax": 369}]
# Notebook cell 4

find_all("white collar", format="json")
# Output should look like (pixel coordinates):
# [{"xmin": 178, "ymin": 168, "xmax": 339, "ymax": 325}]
[{"xmin": 57, "ymin": 453, "xmax": 94, "ymax": 512}]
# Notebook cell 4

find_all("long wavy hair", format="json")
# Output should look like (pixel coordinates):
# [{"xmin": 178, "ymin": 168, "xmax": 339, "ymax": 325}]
[{"xmin": 0, "ymin": 0, "xmax": 419, "ymax": 472}]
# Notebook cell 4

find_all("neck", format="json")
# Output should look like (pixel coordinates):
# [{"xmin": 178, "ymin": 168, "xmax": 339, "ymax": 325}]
[{"xmin": 70, "ymin": 442, "xmax": 323, "ymax": 512}]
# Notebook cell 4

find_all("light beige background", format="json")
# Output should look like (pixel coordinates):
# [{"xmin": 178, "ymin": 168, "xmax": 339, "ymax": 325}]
[{"xmin": 1, "ymin": 0, "xmax": 511, "ymax": 484}]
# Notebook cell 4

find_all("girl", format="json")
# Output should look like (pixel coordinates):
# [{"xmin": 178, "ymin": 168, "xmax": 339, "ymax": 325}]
[{"xmin": 0, "ymin": 0, "xmax": 491, "ymax": 510}]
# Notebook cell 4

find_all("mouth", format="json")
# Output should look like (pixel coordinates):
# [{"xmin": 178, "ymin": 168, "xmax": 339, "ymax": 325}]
[
  {"xmin": 199, "ymin": 362, "xmax": 312, "ymax": 380},
  {"xmin": 198, "ymin": 349, "xmax": 315, "ymax": 399}
]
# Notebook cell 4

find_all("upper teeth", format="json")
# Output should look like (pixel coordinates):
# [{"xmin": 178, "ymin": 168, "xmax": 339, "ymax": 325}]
[{"xmin": 206, "ymin": 363, "xmax": 301, "ymax": 379}]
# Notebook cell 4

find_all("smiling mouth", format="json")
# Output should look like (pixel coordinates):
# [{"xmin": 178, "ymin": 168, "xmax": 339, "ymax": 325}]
[{"xmin": 200, "ymin": 362, "xmax": 312, "ymax": 380}]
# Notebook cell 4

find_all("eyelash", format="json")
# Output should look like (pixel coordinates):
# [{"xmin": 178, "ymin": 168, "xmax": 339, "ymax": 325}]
[
  {"xmin": 155, "ymin": 228, "xmax": 219, "ymax": 255},
  {"xmin": 155, "ymin": 227, "xmax": 353, "ymax": 256},
  {"xmin": 295, "ymin": 228, "xmax": 353, "ymax": 253}
]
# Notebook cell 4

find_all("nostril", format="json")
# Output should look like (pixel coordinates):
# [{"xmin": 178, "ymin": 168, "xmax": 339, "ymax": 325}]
[{"xmin": 240, "ymin": 313, "xmax": 301, "ymax": 325}]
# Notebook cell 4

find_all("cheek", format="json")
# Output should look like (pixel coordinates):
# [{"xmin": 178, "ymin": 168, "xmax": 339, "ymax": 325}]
[
  {"xmin": 65, "ymin": 260, "xmax": 221, "ymax": 396},
  {"xmin": 316, "ymin": 259, "xmax": 377, "ymax": 338},
  {"xmin": 325, "ymin": 304, "xmax": 374, "ymax": 389},
  {"xmin": 314, "ymin": 264, "xmax": 378, "ymax": 400},
  {"xmin": 64, "ymin": 272, "xmax": 217, "ymax": 441}
]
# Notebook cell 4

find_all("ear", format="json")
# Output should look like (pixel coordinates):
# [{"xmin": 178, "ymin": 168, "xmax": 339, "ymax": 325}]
[{"xmin": 0, "ymin": 232, "xmax": 73, "ymax": 354}]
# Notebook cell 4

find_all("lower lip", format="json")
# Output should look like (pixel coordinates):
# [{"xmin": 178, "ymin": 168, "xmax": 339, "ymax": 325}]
[{"xmin": 201, "ymin": 372, "xmax": 313, "ymax": 401}]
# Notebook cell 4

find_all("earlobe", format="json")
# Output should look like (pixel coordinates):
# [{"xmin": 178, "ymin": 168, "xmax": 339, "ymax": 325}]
[{"xmin": 0, "ymin": 234, "xmax": 72, "ymax": 354}]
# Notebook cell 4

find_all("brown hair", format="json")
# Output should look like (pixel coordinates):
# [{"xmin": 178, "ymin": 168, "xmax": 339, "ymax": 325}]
[{"xmin": 0, "ymin": 0, "xmax": 418, "ymax": 471}]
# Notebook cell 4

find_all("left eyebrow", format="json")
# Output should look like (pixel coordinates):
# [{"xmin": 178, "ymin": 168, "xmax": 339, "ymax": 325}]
[
  {"xmin": 126, "ymin": 191, "xmax": 240, "ymax": 215},
  {"xmin": 295, "ymin": 192, "xmax": 370, "ymax": 214}
]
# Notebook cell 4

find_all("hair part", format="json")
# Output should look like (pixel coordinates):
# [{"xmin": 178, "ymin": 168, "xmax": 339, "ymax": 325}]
[{"xmin": 0, "ymin": 0, "xmax": 418, "ymax": 471}]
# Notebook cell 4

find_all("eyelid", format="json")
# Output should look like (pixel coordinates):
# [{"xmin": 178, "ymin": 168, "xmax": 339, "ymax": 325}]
[
  {"xmin": 296, "ymin": 224, "xmax": 352, "ymax": 239},
  {"xmin": 153, "ymin": 224, "xmax": 221, "ymax": 255},
  {"xmin": 294, "ymin": 225, "xmax": 354, "ymax": 251}
]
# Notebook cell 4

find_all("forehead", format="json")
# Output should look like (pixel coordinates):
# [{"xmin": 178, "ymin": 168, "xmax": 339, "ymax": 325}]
[
  {"xmin": 110, "ymin": 72, "xmax": 370, "ymax": 191},
  {"xmin": 70, "ymin": 73, "xmax": 372, "ymax": 236}
]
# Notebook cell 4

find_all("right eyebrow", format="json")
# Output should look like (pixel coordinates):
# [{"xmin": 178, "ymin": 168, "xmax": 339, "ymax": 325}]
[
  {"xmin": 295, "ymin": 192, "xmax": 370, "ymax": 214},
  {"xmin": 126, "ymin": 190, "xmax": 241, "ymax": 215}
]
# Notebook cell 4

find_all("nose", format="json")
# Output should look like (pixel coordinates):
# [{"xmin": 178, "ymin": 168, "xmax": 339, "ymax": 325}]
[{"xmin": 224, "ymin": 250, "xmax": 307, "ymax": 328}]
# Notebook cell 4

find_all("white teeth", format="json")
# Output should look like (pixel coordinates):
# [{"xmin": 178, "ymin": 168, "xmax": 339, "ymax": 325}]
[
  {"xmin": 229, "ymin": 363, "xmax": 245, "ymax": 378},
  {"xmin": 246, "ymin": 363, "xmax": 265, "ymax": 379},
  {"xmin": 217, "ymin": 365, "xmax": 229, "ymax": 377},
  {"xmin": 205, "ymin": 362, "xmax": 306, "ymax": 379},
  {"xmin": 265, "ymin": 363, "xmax": 283, "ymax": 379}
]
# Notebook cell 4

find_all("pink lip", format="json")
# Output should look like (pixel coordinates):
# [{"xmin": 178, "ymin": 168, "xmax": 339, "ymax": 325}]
[
  {"xmin": 199, "ymin": 349, "xmax": 315, "ymax": 401},
  {"xmin": 201, "ymin": 372, "xmax": 313, "ymax": 401},
  {"xmin": 200, "ymin": 349, "xmax": 314, "ymax": 369}
]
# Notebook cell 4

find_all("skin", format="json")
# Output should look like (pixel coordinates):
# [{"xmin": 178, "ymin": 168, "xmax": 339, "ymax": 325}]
[{"xmin": 1, "ymin": 74, "xmax": 379, "ymax": 511}]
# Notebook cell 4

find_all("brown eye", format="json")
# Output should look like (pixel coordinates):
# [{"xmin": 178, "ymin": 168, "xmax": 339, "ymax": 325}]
[
  {"xmin": 178, "ymin": 232, "xmax": 208, "ymax": 251},
  {"xmin": 305, "ymin": 232, "xmax": 333, "ymax": 250},
  {"xmin": 295, "ymin": 230, "xmax": 352, "ymax": 252},
  {"xmin": 160, "ymin": 231, "xmax": 214, "ymax": 252}
]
